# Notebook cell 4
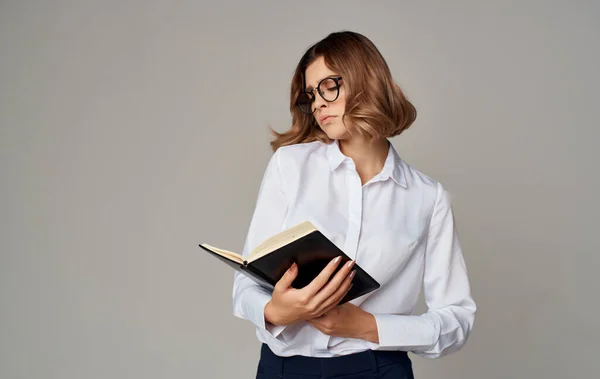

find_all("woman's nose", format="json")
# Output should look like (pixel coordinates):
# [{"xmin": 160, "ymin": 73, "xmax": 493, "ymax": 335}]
[{"xmin": 313, "ymin": 93, "xmax": 328, "ymax": 111}]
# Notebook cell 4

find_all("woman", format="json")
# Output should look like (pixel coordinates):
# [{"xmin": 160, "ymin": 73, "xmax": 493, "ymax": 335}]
[{"xmin": 232, "ymin": 31, "xmax": 476, "ymax": 379}]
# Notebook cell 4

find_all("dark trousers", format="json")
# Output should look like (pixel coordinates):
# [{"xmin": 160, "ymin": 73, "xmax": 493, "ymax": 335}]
[{"xmin": 256, "ymin": 343, "xmax": 414, "ymax": 379}]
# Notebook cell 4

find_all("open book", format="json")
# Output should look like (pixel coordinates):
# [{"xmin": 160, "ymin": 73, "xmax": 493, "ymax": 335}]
[{"xmin": 199, "ymin": 221, "xmax": 380, "ymax": 304}]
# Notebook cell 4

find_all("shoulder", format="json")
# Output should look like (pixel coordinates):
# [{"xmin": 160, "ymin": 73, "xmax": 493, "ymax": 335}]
[
  {"xmin": 401, "ymin": 159, "xmax": 438, "ymax": 188},
  {"xmin": 273, "ymin": 140, "xmax": 328, "ymax": 166},
  {"xmin": 275, "ymin": 140, "xmax": 326, "ymax": 158},
  {"xmin": 397, "ymin": 158, "xmax": 449, "ymax": 206}
]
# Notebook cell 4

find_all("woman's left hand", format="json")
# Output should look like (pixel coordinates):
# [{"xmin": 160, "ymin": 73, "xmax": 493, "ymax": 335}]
[{"xmin": 307, "ymin": 303, "xmax": 379, "ymax": 343}]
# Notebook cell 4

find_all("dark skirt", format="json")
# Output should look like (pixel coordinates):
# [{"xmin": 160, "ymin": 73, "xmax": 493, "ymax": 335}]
[{"xmin": 256, "ymin": 343, "xmax": 414, "ymax": 379}]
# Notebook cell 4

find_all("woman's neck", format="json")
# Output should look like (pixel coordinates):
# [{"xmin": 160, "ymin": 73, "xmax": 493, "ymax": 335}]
[{"xmin": 338, "ymin": 137, "xmax": 389, "ymax": 185}]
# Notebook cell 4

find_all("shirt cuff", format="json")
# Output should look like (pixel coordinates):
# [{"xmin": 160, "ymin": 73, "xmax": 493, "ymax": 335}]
[
  {"xmin": 366, "ymin": 313, "xmax": 439, "ymax": 351},
  {"xmin": 238, "ymin": 286, "xmax": 286, "ymax": 339},
  {"xmin": 266, "ymin": 323, "xmax": 286, "ymax": 337}
]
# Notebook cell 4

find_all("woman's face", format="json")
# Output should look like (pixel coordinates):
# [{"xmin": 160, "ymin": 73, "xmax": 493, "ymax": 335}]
[{"xmin": 304, "ymin": 56, "xmax": 349, "ymax": 140}]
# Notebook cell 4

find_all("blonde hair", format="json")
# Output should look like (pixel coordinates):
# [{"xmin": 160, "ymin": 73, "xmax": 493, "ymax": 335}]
[{"xmin": 270, "ymin": 31, "xmax": 417, "ymax": 151}]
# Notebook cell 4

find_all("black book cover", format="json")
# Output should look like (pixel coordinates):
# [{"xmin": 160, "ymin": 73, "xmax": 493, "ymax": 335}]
[{"xmin": 200, "ymin": 230, "xmax": 380, "ymax": 303}]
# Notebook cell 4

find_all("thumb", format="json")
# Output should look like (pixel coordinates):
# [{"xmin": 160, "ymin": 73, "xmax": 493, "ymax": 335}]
[{"xmin": 277, "ymin": 262, "xmax": 298, "ymax": 289}]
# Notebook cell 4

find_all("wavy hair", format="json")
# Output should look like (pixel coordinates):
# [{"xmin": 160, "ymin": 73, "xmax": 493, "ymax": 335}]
[{"xmin": 270, "ymin": 31, "xmax": 417, "ymax": 151}]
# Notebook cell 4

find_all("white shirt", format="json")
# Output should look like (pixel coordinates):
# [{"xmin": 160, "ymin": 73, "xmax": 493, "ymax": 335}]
[{"xmin": 232, "ymin": 139, "xmax": 476, "ymax": 358}]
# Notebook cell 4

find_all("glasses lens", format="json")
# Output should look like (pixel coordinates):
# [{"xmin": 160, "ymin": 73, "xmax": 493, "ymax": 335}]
[
  {"xmin": 297, "ymin": 92, "xmax": 314, "ymax": 114},
  {"xmin": 318, "ymin": 78, "xmax": 339, "ymax": 101}
]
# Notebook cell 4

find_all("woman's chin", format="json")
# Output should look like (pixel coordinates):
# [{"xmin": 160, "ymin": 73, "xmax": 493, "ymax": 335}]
[{"xmin": 321, "ymin": 124, "xmax": 349, "ymax": 140}]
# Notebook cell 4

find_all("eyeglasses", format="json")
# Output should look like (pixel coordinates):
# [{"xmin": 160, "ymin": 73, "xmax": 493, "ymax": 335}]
[{"xmin": 296, "ymin": 76, "xmax": 343, "ymax": 114}]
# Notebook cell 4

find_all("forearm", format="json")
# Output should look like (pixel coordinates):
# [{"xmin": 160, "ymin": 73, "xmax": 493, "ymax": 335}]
[
  {"xmin": 358, "ymin": 312, "xmax": 379, "ymax": 343},
  {"xmin": 264, "ymin": 300, "xmax": 283, "ymax": 325},
  {"xmin": 366, "ymin": 304, "xmax": 475, "ymax": 357},
  {"xmin": 232, "ymin": 273, "xmax": 271, "ymax": 329}
]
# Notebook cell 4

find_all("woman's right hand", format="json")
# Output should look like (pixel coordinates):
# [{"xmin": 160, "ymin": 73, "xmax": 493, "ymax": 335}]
[{"xmin": 264, "ymin": 256, "xmax": 356, "ymax": 326}]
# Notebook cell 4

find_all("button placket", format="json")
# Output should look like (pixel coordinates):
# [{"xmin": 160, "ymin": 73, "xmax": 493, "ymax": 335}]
[{"xmin": 343, "ymin": 161, "xmax": 363, "ymax": 261}]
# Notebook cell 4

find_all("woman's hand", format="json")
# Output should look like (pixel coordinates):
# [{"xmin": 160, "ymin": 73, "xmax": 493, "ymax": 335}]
[
  {"xmin": 264, "ymin": 256, "xmax": 356, "ymax": 326},
  {"xmin": 307, "ymin": 303, "xmax": 379, "ymax": 343}
]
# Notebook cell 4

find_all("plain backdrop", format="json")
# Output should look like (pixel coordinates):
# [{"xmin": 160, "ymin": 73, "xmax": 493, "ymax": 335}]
[{"xmin": 1, "ymin": 1, "xmax": 599, "ymax": 378}]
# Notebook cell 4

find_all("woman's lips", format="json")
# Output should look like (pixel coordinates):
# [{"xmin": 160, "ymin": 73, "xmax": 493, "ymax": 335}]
[{"xmin": 320, "ymin": 115, "xmax": 335, "ymax": 123}]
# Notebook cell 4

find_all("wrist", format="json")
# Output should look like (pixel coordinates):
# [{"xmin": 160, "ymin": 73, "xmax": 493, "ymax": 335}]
[
  {"xmin": 360, "ymin": 312, "xmax": 379, "ymax": 343},
  {"xmin": 264, "ymin": 300, "xmax": 282, "ymax": 326}
]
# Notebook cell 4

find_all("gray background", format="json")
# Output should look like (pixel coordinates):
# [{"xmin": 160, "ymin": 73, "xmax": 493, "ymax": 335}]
[{"xmin": 1, "ymin": 0, "xmax": 598, "ymax": 378}]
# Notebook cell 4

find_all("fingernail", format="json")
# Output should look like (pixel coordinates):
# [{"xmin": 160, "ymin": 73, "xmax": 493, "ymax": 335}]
[
  {"xmin": 334, "ymin": 256, "xmax": 341, "ymax": 264},
  {"xmin": 349, "ymin": 269, "xmax": 356, "ymax": 278},
  {"xmin": 346, "ymin": 260, "xmax": 355, "ymax": 268}
]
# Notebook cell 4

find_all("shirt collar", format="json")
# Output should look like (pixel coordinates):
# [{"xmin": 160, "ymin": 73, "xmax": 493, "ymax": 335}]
[
  {"xmin": 326, "ymin": 139, "xmax": 347, "ymax": 171},
  {"xmin": 326, "ymin": 139, "xmax": 407, "ymax": 188}
]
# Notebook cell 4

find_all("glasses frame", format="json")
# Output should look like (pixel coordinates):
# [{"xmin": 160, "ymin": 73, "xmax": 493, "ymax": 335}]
[{"xmin": 296, "ymin": 76, "xmax": 343, "ymax": 114}]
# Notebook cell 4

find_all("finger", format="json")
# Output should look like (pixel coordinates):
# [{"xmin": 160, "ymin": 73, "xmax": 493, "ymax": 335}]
[
  {"xmin": 311, "ymin": 260, "xmax": 355, "ymax": 306},
  {"xmin": 274, "ymin": 262, "xmax": 298, "ymax": 291},
  {"xmin": 316, "ymin": 271, "xmax": 355, "ymax": 314},
  {"xmin": 315, "ymin": 283, "xmax": 354, "ymax": 318},
  {"xmin": 302, "ymin": 256, "xmax": 345, "ymax": 296},
  {"xmin": 334, "ymin": 284, "xmax": 354, "ymax": 312}
]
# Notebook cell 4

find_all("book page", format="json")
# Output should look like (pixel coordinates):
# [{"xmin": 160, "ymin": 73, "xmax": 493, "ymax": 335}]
[
  {"xmin": 248, "ymin": 221, "xmax": 317, "ymax": 262},
  {"xmin": 201, "ymin": 244, "xmax": 244, "ymax": 264}
]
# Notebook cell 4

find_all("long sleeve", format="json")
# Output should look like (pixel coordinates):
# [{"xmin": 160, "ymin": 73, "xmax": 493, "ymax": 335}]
[
  {"xmin": 367, "ymin": 182, "xmax": 476, "ymax": 358},
  {"xmin": 231, "ymin": 148, "xmax": 289, "ymax": 340}
]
